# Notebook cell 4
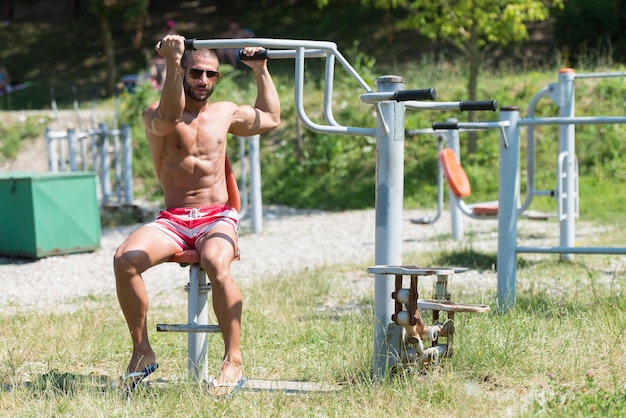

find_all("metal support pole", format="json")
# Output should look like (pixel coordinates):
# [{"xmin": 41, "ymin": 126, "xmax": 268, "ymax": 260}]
[
  {"xmin": 59, "ymin": 131, "xmax": 67, "ymax": 172},
  {"xmin": 237, "ymin": 136, "xmax": 249, "ymax": 218},
  {"xmin": 187, "ymin": 265, "xmax": 209, "ymax": 382},
  {"xmin": 557, "ymin": 68, "xmax": 577, "ymax": 260},
  {"xmin": 90, "ymin": 129, "xmax": 98, "ymax": 173},
  {"xmin": 444, "ymin": 122, "xmax": 464, "ymax": 240},
  {"xmin": 98, "ymin": 122, "xmax": 111, "ymax": 204},
  {"xmin": 67, "ymin": 128, "xmax": 78, "ymax": 171},
  {"xmin": 121, "ymin": 124, "xmax": 133, "ymax": 204},
  {"xmin": 373, "ymin": 75, "xmax": 405, "ymax": 379},
  {"xmin": 113, "ymin": 127, "xmax": 122, "ymax": 203},
  {"xmin": 248, "ymin": 134, "xmax": 263, "ymax": 233},
  {"xmin": 80, "ymin": 134, "xmax": 88, "ymax": 172},
  {"xmin": 496, "ymin": 107, "xmax": 520, "ymax": 312},
  {"xmin": 45, "ymin": 128, "xmax": 58, "ymax": 172}
]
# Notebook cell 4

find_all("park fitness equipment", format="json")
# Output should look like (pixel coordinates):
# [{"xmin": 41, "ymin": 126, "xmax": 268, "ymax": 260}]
[
  {"xmin": 432, "ymin": 68, "xmax": 626, "ymax": 312},
  {"xmin": 162, "ymin": 37, "xmax": 497, "ymax": 381},
  {"xmin": 406, "ymin": 120, "xmax": 512, "ymax": 241},
  {"xmin": 235, "ymin": 134, "xmax": 263, "ymax": 233},
  {"xmin": 408, "ymin": 119, "xmax": 553, "ymax": 242},
  {"xmin": 497, "ymin": 81, "xmax": 626, "ymax": 311},
  {"xmin": 403, "ymin": 132, "xmax": 447, "ymax": 226},
  {"xmin": 437, "ymin": 146, "xmax": 499, "ymax": 217},
  {"xmin": 367, "ymin": 265, "xmax": 489, "ymax": 367}
]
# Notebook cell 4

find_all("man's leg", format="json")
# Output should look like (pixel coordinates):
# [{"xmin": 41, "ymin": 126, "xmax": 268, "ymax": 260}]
[
  {"xmin": 114, "ymin": 225, "xmax": 180, "ymax": 375},
  {"xmin": 196, "ymin": 224, "xmax": 243, "ymax": 394}
]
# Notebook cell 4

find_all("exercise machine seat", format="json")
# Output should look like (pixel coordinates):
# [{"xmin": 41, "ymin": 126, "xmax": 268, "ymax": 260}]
[{"xmin": 438, "ymin": 148, "xmax": 498, "ymax": 217}]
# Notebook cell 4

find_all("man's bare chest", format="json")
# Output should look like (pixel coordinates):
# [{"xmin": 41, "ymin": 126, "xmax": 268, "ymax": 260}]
[{"xmin": 173, "ymin": 117, "xmax": 229, "ymax": 156}]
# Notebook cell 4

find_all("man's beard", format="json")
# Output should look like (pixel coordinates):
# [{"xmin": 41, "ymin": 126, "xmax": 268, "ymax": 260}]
[{"xmin": 183, "ymin": 78, "xmax": 215, "ymax": 102}]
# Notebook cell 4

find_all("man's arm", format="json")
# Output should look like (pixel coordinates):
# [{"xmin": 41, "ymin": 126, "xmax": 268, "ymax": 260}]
[
  {"xmin": 230, "ymin": 48, "xmax": 281, "ymax": 136},
  {"xmin": 143, "ymin": 35, "xmax": 186, "ymax": 137}
]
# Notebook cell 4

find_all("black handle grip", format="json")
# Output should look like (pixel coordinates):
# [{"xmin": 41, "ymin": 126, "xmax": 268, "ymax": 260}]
[
  {"xmin": 432, "ymin": 121, "xmax": 459, "ymax": 130},
  {"xmin": 238, "ymin": 49, "xmax": 268, "ymax": 60},
  {"xmin": 184, "ymin": 38, "xmax": 196, "ymax": 51},
  {"xmin": 459, "ymin": 100, "xmax": 497, "ymax": 111},
  {"xmin": 392, "ymin": 88, "xmax": 436, "ymax": 102},
  {"xmin": 156, "ymin": 38, "xmax": 196, "ymax": 51}
]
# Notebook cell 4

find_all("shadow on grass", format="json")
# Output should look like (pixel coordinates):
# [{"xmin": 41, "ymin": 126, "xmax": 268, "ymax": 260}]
[
  {"xmin": 431, "ymin": 248, "xmax": 536, "ymax": 271},
  {"xmin": 2, "ymin": 370, "xmax": 111, "ymax": 396},
  {"xmin": 433, "ymin": 248, "xmax": 498, "ymax": 271}
]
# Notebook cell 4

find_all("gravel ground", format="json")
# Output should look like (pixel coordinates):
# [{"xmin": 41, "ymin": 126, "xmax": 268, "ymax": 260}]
[{"xmin": 0, "ymin": 203, "xmax": 588, "ymax": 313}]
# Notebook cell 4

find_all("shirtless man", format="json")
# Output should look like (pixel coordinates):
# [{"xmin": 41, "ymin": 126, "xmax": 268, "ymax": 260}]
[{"xmin": 113, "ymin": 34, "xmax": 280, "ymax": 396}]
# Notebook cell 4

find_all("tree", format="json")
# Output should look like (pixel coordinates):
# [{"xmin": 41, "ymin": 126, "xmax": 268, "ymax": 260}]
[
  {"xmin": 318, "ymin": 0, "xmax": 563, "ymax": 152},
  {"xmin": 89, "ymin": 0, "xmax": 149, "ymax": 95}
]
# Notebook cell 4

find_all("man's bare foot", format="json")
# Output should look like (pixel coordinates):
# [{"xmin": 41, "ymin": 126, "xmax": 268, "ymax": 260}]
[{"xmin": 207, "ymin": 360, "xmax": 245, "ymax": 398}]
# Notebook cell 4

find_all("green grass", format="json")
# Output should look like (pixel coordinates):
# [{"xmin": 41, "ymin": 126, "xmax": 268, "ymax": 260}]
[{"xmin": 1, "ymin": 242, "xmax": 625, "ymax": 416}]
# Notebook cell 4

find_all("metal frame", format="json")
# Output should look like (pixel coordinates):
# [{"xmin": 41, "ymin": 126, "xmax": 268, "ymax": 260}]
[
  {"xmin": 157, "ymin": 257, "xmax": 218, "ymax": 382},
  {"xmin": 432, "ymin": 69, "xmax": 626, "ymax": 312},
  {"xmin": 45, "ymin": 123, "xmax": 133, "ymax": 205},
  {"xmin": 235, "ymin": 134, "xmax": 263, "ymax": 233},
  {"xmin": 407, "ymin": 120, "xmax": 507, "ymax": 240},
  {"xmin": 181, "ymin": 37, "xmax": 495, "ymax": 380}
]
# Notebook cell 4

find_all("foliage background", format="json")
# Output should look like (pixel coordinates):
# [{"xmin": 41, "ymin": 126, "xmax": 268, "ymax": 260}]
[{"xmin": 1, "ymin": 0, "xmax": 626, "ymax": 215}]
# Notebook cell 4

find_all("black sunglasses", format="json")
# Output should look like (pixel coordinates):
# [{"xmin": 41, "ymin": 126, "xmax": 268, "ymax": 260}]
[{"xmin": 186, "ymin": 68, "xmax": 220, "ymax": 79}]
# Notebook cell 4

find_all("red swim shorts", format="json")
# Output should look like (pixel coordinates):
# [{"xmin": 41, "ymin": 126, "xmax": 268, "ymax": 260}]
[{"xmin": 147, "ymin": 204, "xmax": 239, "ymax": 252}]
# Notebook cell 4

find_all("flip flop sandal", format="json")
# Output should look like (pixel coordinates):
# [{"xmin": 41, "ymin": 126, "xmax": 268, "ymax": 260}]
[
  {"xmin": 113, "ymin": 363, "xmax": 159, "ymax": 392},
  {"xmin": 208, "ymin": 377, "xmax": 246, "ymax": 399}
]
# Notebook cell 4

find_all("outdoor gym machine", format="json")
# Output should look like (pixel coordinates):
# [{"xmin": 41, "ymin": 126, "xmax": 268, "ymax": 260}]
[
  {"xmin": 164, "ymin": 37, "xmax": 496, "ymax": 381},
  {"xmin": 406, "ymin": 122, "xmax": 504, "ymax": 241},
  {"xmin": 497, "ymin": 69, "xmax": 626, "ymax": 311},
  {"xmin": 433, "ymin": 68, "xmax": 626, "ymax": 312}
]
